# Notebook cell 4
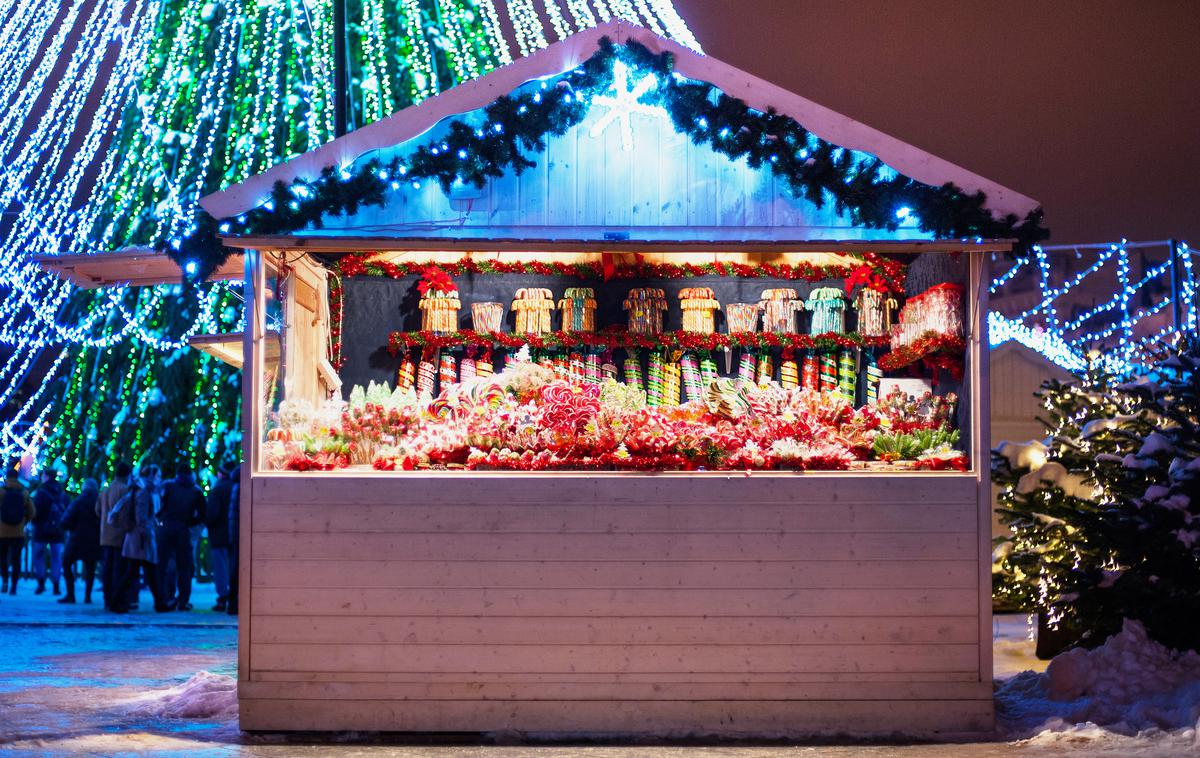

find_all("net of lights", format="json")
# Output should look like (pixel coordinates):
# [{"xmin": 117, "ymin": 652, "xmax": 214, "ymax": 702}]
[
  {"xmin": 0, "ymin": 1, "xmax": 703, "ymax": 474},
  {"xmin": 988, "ymin": 240, "xmax": 1197, "ymax": 375}
]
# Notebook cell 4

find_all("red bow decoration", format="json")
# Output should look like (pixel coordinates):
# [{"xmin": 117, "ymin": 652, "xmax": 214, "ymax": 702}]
[{"xmin": 844, "ymin": 263, "xmax": 888, "ymax": 294}]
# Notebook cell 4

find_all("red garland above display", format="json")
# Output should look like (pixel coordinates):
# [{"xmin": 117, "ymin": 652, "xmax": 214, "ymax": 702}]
[
  {"xmin": 335, "ymin": 252, "xmax": 907, "ymax": 292},
  {"xmin": 386, "ymin": 329, "xmax": 890, "ymax": 355},
  {"xmin": 876, "ymin": 332, "xmax": 966, "ymax": 378}
]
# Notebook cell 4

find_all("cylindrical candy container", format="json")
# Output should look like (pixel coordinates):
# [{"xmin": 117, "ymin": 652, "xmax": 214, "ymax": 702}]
[
  {"xmin": 756, "ymin": 351, "xmax": 774, "ymax": 384},
  {"xmin": 818, "ymin": 352, "xmax": 838, "ymax": 392},
  {"xmin": 805, "ymin": 287, "xmax": 847, "ymax": 335},
  {"xmin": 780, "ymin": 349, "xmax": 799, "ymax": 388},
  {"xmin": 865, "ymin": 353, "xmax": 882, "ymax": 404},
  {"xmin": 558, "ymin": 287, "xmax": 597, "ymax": 332},
  {"xmin": 679, "ymin": 287, "xmax": 720, "ymax": 333},
  {"xmin": 699, "ymin": 353, "xmax": 718, "ymax": 385},
  {"xmin": 624, "ymin": 288, "xmax": 668, "ymax": 335},
  {"xmin": 568, "ymin": 351, "xmax": 585, "ymax": 384},
  {"xmin": 838, "ymin": 349, "xmax": 857, "ymax": 402},
  {"xmin": 623, "ymin": 350, "xmax": 643, "ymax": 390},
  {"xmin": 459, "ymin": 348, "xmax": 477, "ymax": 382},
  {"xmin": 662, "ymin": 354, "xmax": 681, "ymax": 406},
  {"xmin": 416, "ymin": 348, "xmax": 437, "ymax": 396},
  {"xmin": 397, "ymin": 352, "xmax": 416, "ymax": 390},
  {"xmin": 737, "ymin": 351, "xmax": 757, "ymax": 384},
  {"xmin": 759, "ymin": 288, "xmax": 800, "ymax": 334},
  {"xmin": 512, "ymin": 288, "xmax": 555, "ymax": 334},
  {"xmin": 802, "ymin": 353, "xmax": 819, "ymax": 390},
  {"xmin": 471, "ymin": 301, "xmax": 505, "ymax": 334},
  {"xmin": 601, "ymin": 350, "xmax": 618, "ymax": 381},
  {"xmin": 584, "ymin": 352, "xmax": 601, "ymax": 384},
  {"xmin": 476, "ymin": 347, "xmax": 494, "ymax": 378},
  {"xmin": 725, "ymin": 302, "xmax": 760, "ymax": 334},
  {"xmin": 646, "ymin": 351, "xmax": 665, "ymax": 406},
  {"xmin": 681, "ymin": 353, "xmax": 703, "ymax": 402},
  {"xmin": 438, "ymin": 350, "xmax": 457, "ymax": 392},
  {"xmin": 853, "ymin": 287, "xmax": 897, "ymax": 337}
]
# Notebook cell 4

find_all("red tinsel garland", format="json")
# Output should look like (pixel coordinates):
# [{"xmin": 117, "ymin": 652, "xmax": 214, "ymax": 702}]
[
  {"xmin": 335, "ymin": 251, "xmax": 906, "ymax": 290},
  {"xmin": 876, "ymin": 332, "xmax": 966, "ymax": 379},
  {"xmin": 386, "ymin": 329, "xmax": 890, "ymax": 355}
]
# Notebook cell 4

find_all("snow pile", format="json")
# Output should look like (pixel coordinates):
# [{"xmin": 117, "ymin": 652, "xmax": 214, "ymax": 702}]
[
  {"xmin": 132, "ymin": 671, "xmax": 237, "ymax": 719},
  {"xmin": 996, "ymin": 620, "xmax": 1200, "ymax": 740}
]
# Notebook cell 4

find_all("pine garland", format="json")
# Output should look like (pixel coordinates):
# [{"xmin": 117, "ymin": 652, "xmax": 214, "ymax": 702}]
[{"xmin": 181, "ymin": 37, "xmax": 1048, "ymax": 278}]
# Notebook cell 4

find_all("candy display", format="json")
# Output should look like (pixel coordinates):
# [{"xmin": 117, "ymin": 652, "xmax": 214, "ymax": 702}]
[
  {"xmin": 418, "ymin": 289, "xmax": 461, "ymax": 333},
  {"xmin": 780, "ymin": 354, "xmax": 799, "ymax": 388},
  {"xmin": 678, "ymin": 287, "xmax": 720, "ymax": 333},
  {"xmin": 297, "ymin": 253, "xmax": 973, "ymax": 474},
  {"xmin": 397, "ymin": 354, "xmax": 415, "ymax": 391},
  {"xmin": 624, "ymin": 288, "xmax": 668, "ymax": 334},
  {"xmin": 512, "ymin": 288, "xmax": 556, "ymax": 334},
  {"xmin": 838, "ymin": 350, "xmax": 857, "ymax": 402},
  {"xmin": 559, "ymin": 287, "xmax": 597, "ymax": 332},
  {"xmin": 890, "ymin": 283, "xmax": 964, "ymax": 349},
  {"xmin": 805, "ymin": 288, "xmax": 847, "ymax": 334},
  {"xmin": 725, "ymin": 302, "xmax": 760, "ymax": 333},
  {"xmin": 853, "ymin": 287, "xmax": 898, "ymax": 337},
  {"xmin": 759, "ymin": 288, "xmax": 801, "ymax": 333},
  {"xmin": 471, "ymin": 301, "xmax": 505, "ymax": 333}
]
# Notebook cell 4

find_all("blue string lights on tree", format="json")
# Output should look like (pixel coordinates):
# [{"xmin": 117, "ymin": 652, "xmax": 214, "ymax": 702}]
[
  {"xmin": 989, "ymin": 239, "xmax": 1198, "ymax": 375},
  {"xmin": 179, "ymin": 36, "xmax": 1049, "ymax": 278}
]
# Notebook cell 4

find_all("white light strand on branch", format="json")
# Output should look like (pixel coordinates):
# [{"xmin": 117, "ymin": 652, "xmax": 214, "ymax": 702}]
[
  {"xmin": 541, "ymin": 0, "xmax": 574, "ymax": 40},
  {"xmin": 508, "ymin": 0, "xmax": 548, "ymax": 55}
]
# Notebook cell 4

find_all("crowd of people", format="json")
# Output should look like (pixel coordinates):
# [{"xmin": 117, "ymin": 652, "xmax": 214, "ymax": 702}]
[{"xmin": 0, "ymin": 461, "xmax": 241, "ymax": 615}]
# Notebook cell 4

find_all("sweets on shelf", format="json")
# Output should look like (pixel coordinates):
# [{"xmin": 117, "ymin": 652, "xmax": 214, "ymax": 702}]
[
  {"xmin": 512, "ymin": 288, "xmax": 555, "ymax": 334},
  {"xmin": 418, "ymin": 290, "xmax": 461, "ymax": 333},
  {"xmin": 805, "ymin": 288, "xmax": 847, "ymax": 334},
  {"xmin": 624, "ymin": 288, "xmax": 668, "ymax": 334},
  {"xmin": 678, "ymin": 287, "xmax": 720, "ymax": 333},
  {"xmin": 853, "ymin": 287, "xmax": 898, "ymax": 337},
  {"xmin": 471, "ymin": 301, "xmax": 504, "ymax": 333},
  {"xmin": 890, "ymin": 283, "xmax": 964, "ymax": 349},
  {"xmin": 559, "ymin": 287, "xmax": 597, "ymax": 332},
  {"xmin": 759, "ymin": 288, "xmax": 801, "ymax": 334},
  {"xmin": 725, "ymin": 302, "xmax": 760, "ymax": 333}
]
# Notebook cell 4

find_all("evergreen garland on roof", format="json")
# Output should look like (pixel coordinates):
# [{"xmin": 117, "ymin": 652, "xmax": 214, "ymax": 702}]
[{"xmin": 181, "ymin": 37, "xmax": 1048, "ymax": 279}]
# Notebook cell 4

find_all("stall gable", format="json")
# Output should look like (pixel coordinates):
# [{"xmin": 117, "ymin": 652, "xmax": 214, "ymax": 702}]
[{"xmin": 303, "ymin": 100, "xmax": 928, "ymax": 243}]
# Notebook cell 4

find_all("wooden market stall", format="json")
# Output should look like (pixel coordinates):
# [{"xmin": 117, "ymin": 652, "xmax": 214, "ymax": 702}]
[{"xmin": 199, "ymin": 21, "xmax": 1041, "ymax": 737}]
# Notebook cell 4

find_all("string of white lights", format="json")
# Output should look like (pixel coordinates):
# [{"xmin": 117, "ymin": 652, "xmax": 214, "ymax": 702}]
[
  {"xmin": 541, "ymin": 0, "xmax": 574, "ymax": 40},
  {"xmin": 508, "ymin": 0, "xmax": 549, "ymax": 56}
]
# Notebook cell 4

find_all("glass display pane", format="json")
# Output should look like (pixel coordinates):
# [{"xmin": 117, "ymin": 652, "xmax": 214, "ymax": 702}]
[{"xmin": 260, "ymin": 251, "xmax": 972, "ymax": 473}]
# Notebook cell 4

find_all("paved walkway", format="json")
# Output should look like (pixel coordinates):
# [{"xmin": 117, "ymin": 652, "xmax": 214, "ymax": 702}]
[{"xmin": 0, "ymin": 581, "xmax": 1183, "ymax": 757}]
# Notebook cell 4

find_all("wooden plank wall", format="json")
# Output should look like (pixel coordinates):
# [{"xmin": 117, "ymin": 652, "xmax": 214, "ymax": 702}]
[
  {"xmin": 240, "ymin": 473, "xmax": 992, "ymax": 735},
  {"xmin": 333, "ymin": 110, "xmax": 925, "ymax": 242}
]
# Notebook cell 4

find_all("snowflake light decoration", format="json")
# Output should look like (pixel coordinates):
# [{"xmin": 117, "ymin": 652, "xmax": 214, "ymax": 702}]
[{"xmin": 587, "ymin": 60, "xmax": 663, "ymax": 151}]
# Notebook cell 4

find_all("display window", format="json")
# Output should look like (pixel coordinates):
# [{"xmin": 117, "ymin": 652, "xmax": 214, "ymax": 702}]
[{"xmin": 255, "ymin": 249, "xmax": 976, "ymax": 474}]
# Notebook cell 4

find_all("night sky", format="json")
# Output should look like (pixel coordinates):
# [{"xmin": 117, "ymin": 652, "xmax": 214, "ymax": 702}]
[{"xmin": 677, "ymin": 0, "xmax": 1200, "ymax": 246}]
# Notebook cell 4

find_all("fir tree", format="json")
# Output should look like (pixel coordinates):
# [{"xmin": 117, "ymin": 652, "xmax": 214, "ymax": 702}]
[{"xmin": 994, "ymin": 338, "xmax": 1200, "ymax": 652}]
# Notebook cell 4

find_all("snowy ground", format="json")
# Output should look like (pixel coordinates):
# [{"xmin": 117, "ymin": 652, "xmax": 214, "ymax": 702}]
[{"xmin": 0, "ymin": 584, "xmax": 1197, "ymax": 757}]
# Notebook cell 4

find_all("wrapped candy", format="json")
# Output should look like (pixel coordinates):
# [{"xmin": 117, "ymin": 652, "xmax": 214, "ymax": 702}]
[
  {"xmin": 678, "ymin": 287, "xmax": 720, "ymax": 333},
  {"xmin": 780, "ymin": 352, "xmax": 799, "ymax": 388},
  {"xmin": 438, "ymin": 351, "xmax": 457, "ymax": 391},
  {"xmin": 725, "ymin": 302, "xmax": 760, "ymax": 333},
  {"xmin": 646, "ymin": 351, "xmax": 665, "ymax": 406},
  {"xmin": 866, "ymin": 354, "xmax": 882, "ymax": 404},
  {"xmin": 471, "ymin": 301, "xmax": 504, "ymax": 333},
  {"xmin": 681, "ymin": 353, "xmax": 703, "ymax": 402},
  {"xmin": 558, "ymin": 287, "xmax": 597, "ymax": 332},
  {"xmin": 512, "ymin": 288, "xmax": 555, "ymax": 334},
  {"xmin": 699, "ymin": 353, "xmax": 718, "ymax": 385},
  {"xmin": 818, "ymin": 353, "xmax": 838, "ymax": 392},
  {"xmin": 623, "ymin": 352, "xmax": 643, "ymax": 390},
  {"xmin": 624, "ymin": 288, "xmax": 668, "ymax": 334},
  {"xmin": 601, "ymin": 351, "xmax": 619, "ymax": 381},
  {"xmin": 756, "ymin": 352, "xmax": 774, "ymax": 385},
  {"xmin": 802, "ymin": 354, "xmax": 819, "ymax": 390},
  {"xmin": 476, "ymin": 348, "xmax": 494, "ymax": 378},
  {"xmin": 416, "ymin": 350, "xmax": 437, "ymax": 396},
  {"xmin": 853, "ymin": 287, "xmax": 898, "ymax": 337},
  {"xmin": 805, "ymin": 288, "xmax": 847, "ymax": 335},
  {"xmin": 584, "ymin": 353, "xmax": 601, "ymax": 384},
  {"xmin": 737, "ymin": 352, "xmax": 756, "ymax": 384},
  {"xmin": 889, "ymin": 283, "xmax": 964, "ymax": 349},
  {"xmin": 397, "ymin": 353, "xmax": 416, "ymax": 391},
  {"xmin": 758, "ymin": 288, "xmax": 801, "ymax": 333},
  {"xmin": 568, "ymin": 351, "xmax": 585, "ymax": 384},
  {"xmin": 459, "ymin": 351, "xmax": 477, "ymax": 382},
  {"xmin": 662, "ymin": 356, "xmax": 681, "ymax": 407},
  {"xmin": 838, "ymin": 349, "xmax": 857, "ymax": 402}
]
